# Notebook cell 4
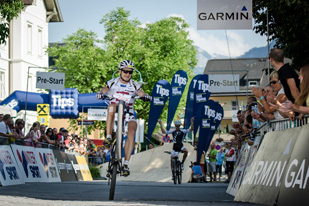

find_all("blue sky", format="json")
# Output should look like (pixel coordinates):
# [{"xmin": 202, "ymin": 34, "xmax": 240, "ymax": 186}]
[{"xmin": 49, "ymin": 0, "xmax": 267, "ymax": 57}]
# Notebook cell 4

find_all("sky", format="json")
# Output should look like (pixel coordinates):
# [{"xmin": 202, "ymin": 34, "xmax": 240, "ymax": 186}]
[{"xmin": 48, "ymin": 0, "xmax": 268, "ymax": 58}]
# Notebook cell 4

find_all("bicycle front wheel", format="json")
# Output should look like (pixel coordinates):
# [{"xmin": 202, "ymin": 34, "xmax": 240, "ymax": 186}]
[
  {"xmin": 116, "ymin": 101, "xmax": 125, "ymax": 161},
  {"xmin": 178, "ymin": 162, "xmax": 182, "ymax": 184},
  {"xmin": 172, "ymin": 159, "xmax": 177, "ymax": 184},
  {"xmin": 109, "ymin": 162, "xmax": 118, "ymax": 200}
]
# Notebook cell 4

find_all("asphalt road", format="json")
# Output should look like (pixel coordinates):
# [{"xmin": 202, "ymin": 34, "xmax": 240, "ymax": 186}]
[{"xmin": 0, "ymin": 180, "xmax": 262, "ymax": 206}]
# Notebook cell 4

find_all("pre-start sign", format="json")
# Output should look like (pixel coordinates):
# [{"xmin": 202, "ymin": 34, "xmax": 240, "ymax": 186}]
[{"xmin": 36, "ymin": 72, "xmax": 65, "ymax": 90}]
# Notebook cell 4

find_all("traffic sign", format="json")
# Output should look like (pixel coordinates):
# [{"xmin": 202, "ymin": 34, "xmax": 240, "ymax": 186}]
[
  {"xmin": 163, "ymin": 135, "xmax": 170, "ymax": 143},
  {"xmin": 37, "ymin": 104, "xmax": 49, "ymax": 115},
  {"xmin": 78, "ymin": 120, "xmax": 95, "ymax": 126},
  {"xmin": 215, "ymin": 144, "xmax": 221, "ymax": 150}
]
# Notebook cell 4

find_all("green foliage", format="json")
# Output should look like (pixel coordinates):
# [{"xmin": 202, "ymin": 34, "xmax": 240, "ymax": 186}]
[
  {"xmin": 0, "ymin": 0, "xmax": 24, "ymax": 44},
  {"xmin": 47, "ymin": 8, "xmax": 197, "ymax": 137},
  {"xmin": 89, "ymin": 165, "xmax": 101, "ymax": 178},
  {"xmin": 253, "ymin": 0, "xmax": 309, "ymax": 69}
]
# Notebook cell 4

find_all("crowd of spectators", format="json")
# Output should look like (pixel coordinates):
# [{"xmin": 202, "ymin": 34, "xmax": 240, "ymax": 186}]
[
  {"xmin": 191, "ymin": 48, "xmax": 309, "ymax": 184},
  {"xmin": 0, "ymin": 115, "xmax": 109, "ymax": 165}
]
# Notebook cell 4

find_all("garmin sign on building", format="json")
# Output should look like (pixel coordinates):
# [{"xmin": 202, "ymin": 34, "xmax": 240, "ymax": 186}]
[
  {"xmin": 197, "ymin": 0, "xmax": 252, "ymax": 30},
  {"xmin": 209, "ymin": 74, "xmax": 239, "ymax": 92}
]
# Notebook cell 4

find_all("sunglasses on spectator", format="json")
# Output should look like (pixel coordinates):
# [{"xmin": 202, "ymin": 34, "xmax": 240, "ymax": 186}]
[
  {"xmin": 121, "ymin": 69, "xmax": 133, "ymax": 74},
  {"xmin": 270, "ymin": 81, "xmax": 278, "ymax": 84}
]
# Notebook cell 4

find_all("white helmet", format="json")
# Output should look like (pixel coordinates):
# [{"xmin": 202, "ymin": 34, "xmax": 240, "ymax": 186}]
[
  {"xmin": 174, "ymin": 120, "xmax": 181, "ymax": 126},
  {"xmin": 118, "ymin": 60, "xmax": 135, "ymax": 70}
]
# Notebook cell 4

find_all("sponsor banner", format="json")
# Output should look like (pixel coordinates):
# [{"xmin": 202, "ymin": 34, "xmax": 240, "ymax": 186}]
[
  {"xmin": 166, "ymin": 70, "xmax": 188, "ymax": 131},
  {"xmin": 66, "ymin": 153, "xmax": 83, "ymax": 181},
  {"xmin": 77, "ymin": 120, "xmax": 95, "ymax": 126},
  {"xmin": 35, "ymin": 148, "xmax": 61, "ymax": 182},
  {"xmin": 75, "ymin": 156, "xmax": 93, "ymax": 181},
  {"xmin": 197, "ymin": 100, "xmax": 223, "ymax": 163},
  {"xmin": 53, "ymin": 150, "xmax": 77, "ymax": 181},
  {"xmin": 0, "ymin": 145, "xmax": 25, "ymax": 186},
  {"xmin": 193, "ymin": 75, "xmax": 210, "ymax": 137},
  {"xmin": 87, "ymin": 108, "xmax": 107, "ymax": 121},
  {"xmin": 197, "ymin": 0, "xmax": 252, "ymax": 30},
  {"xmin": 36, "ymin": 72, "xmax": 65, "ymax": 90},
  {"xmin": 184, "ymin": 75, "xmax": 201, "ymax": 130},
  {"xmin": 11, "ymin": 145, "xmax": 47, "ymax": 182},
  {"xmin": 235, "ymin": 128, "xmax": 300, "ymax": 205},
  {"xmin": 278, "ymin": 124, "xmax": 309, "ymax": 206},
  {"xmin": 50, "ymin": 88, "xmax": 79, "ymax": 119},
  {"xmin": 232, "ymin": 110, "xmax": 238, "ymax": 122},
  {"xmin": 209, "ymin": 74, "xmax": 239, "ymax": 92},
  {"xmin": 227, "ymin": 143, "xmax": 250, "ymax": 196},
  {"xmin": 147, "ymin": 80, "xmax": 171, "ymax": 143}
]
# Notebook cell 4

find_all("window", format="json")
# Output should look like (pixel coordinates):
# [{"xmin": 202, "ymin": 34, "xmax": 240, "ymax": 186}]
[
  {"xmin": 231, "ymin": 100, "xmax": 237, "ymax": 110},
  {"xmin": 38, "ymin": 28, "xmax": 42, "ymax": 57},
  {"xmin": 27, "ymin": 23, "xmax": 32, "ymax": 54},
  {"xmin": 249, "ymin": 81, "xmax": 258, "ymax": 87},
  {"xmin": 0, "ymin": 70, "xmax": 5, "ymax": 99}
]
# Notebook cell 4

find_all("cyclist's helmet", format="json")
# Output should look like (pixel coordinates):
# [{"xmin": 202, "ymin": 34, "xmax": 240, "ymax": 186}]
[
  {"xmin": 118, "ymin": 60, "xmax": 135, "ymax": 70},
  {"xmin": 174, "ymin": 120, "xmax": 181, "ymax": 126}
]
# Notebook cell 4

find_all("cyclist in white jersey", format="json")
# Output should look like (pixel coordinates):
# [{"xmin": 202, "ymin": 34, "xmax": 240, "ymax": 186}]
[
  {"xmin": 97, "ymin": 60, "xmax": 151, "ymax": 176},
  {"xmin": 158, "ymin": 118, "xmax": 194, "ymax": 174}
]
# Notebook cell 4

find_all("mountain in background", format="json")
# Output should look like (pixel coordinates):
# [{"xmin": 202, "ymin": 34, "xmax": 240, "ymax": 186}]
[{"xmin": 193, "ymin": 41, "xmax": 275, "ymax": 74}]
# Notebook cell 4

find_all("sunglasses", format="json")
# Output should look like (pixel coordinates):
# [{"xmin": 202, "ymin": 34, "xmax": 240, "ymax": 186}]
[
  {"xmin": 121, "ymin": 69, "xmax": 133, "ymax": 74},
  {"xmin": 270, "ymin": 81, "xmax": 278, "ymax": 84}
]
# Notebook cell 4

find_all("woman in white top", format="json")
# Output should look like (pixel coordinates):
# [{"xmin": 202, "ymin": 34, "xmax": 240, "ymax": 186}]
[{"xmin": 26, "ymin": 122, "xmax": 40, "ymax": 146}]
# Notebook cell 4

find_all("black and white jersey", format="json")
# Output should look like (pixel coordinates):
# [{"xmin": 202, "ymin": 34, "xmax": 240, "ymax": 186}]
[{"xmin": 166, "ymin": 129, "xmax": 190, "ymax": 144}]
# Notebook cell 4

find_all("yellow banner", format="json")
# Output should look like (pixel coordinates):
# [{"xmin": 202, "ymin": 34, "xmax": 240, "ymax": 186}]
[
  {"xmin": 37, "ymin": 104, "xmax": 50, "ymax": 115},
  {"xmin": 75, "ymin": 156, "xmax": 93, "ymax": 181}
]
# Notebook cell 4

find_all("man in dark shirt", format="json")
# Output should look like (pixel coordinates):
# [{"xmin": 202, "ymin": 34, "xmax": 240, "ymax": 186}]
[{"xmin": 269, "ymin": 49, "xmax": 300, "ymax": 103}]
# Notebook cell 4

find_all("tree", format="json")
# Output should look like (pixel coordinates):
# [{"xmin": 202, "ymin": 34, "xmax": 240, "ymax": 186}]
[
  {"xmin": 0, "ymin": 0, "xmax": 24, "ymax": 44},
  {"xmin": 48, "ymin": 8, "xmax": 197, "ymax": 136},
  {"xmin": 253, "ymin": 0, "xmax": 309, "ymax": 69}
]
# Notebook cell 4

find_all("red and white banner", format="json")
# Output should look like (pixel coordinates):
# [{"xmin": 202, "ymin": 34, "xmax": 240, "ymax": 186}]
[{"xmin": 0, "ymin": 145, "xmax": 25, "ymax": 186}]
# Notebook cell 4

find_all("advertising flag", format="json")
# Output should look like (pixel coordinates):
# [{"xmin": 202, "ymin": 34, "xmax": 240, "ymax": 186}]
[
  {"xmin": 166, "ymin": 70, "xmax": 188, "ymax": 131},
  {"xmin": 184, "ymin": 75, "xmax": 201, "ymax": 129},
  {"xmin": 147, "ymin": 80, "xmax": 171, "ymax": 143}
]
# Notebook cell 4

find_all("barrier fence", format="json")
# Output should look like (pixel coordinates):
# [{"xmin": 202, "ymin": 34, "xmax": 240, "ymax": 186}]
[{"xmin": 227, "ymin": 115, "xmax": 309, "ymax": 206}]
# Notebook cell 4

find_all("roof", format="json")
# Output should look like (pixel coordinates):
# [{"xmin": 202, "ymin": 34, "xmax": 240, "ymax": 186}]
[{"xmin": 44, "ymin": 0, "xmax": 63, "ymax": 22}]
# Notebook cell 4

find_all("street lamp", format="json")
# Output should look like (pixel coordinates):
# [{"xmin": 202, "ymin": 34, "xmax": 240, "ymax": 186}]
[{"xmin": 24, "ymin": 66, "xmax": 66, "ymax": 132}]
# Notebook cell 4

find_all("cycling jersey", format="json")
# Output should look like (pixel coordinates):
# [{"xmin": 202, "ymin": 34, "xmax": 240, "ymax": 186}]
[
  {"xmin": 106, "ymin": 77, "xmax": 141, "ymax": 120},
  {"xmin": 166, "ymin": 129, "xmax": 190, "ymax": 151}
]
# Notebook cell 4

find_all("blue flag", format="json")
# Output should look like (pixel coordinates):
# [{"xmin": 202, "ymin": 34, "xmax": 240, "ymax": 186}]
[
  {"xmin": 193, "ymin": 75, "xmax": 210, "ymax": 137},
  {"xmin": 184, "ymin": 75, "xmax": 201, "ymax": 130},
  {"xmin": 197, "ymin": 100, "xmax": 224, "ymax": 163},
  {"xmin": 147, "ymin": 80, "xmax": 171, "ymax": 144},
  {"xmin": 166, "ymin": 70, "xmax": 188, "ymax": 131}
]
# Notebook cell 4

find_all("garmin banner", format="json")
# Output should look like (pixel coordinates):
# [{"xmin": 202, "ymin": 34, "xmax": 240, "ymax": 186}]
[
  {"xmin": 193, "ymin": 74, "xmax": 210, "ymax": 137},
  {"xmin": 0, "ymin": 145, "xmax": 25, "ymax": 186},
  {"xmin": 166, "ymin": 70, "xmax": 188, "ymax": 131},
  {"xmin": 197, "ymin": 0, "xmax": 253, "ymax": 30},
  {"xmin": 147, "ymin": 80, "xmax": 171, "ymax": 144},
  {"xmin": 184, "ymin": 75, "xmax": 201, "ymax": 130},
  {"xmin": 197, "ymin": 100, "xmax": 223, "ymax": 163}
]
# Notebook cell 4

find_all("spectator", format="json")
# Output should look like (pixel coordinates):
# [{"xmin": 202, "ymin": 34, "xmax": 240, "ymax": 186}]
[
  {"xmin": 0, "ymin": 114, "xmax": 20, "ymax": 144},
  {"xmin": 207, "ymin": 143, "xmax": 217, "ymax": 182},
  {"xmin": 199, "ymin": 151, "xmax": 206, "ymax": 182},
  {"xmin": 148, "ymin": 143, "xmax": 154, "ymax": 149},
  {"xmin": 225, "ymin": 142, "xmax": 236, "ymax": 183},
  {"xmin": 189, "ymin": 162, "xmax": 204, "ymax": 183},
  {"xmin": 14, "ymin": 119, "xmax": 25, "ymax": 139},
  {"xmin": 216, "ymin": 148, "xmax": 225, "ymax": 181},
  {"xmin": 26, "ymin": 122, "xmax": 40, "ymax": 146},
  {"xmin": 280, "ymin": 64, "xmax": 309, "ymax": 114},
  {"xmin": 57, "ymin": 128, "xmax": 67, "ymax": 149},
  {"xmin": 45, "ymin": 128, "xmax": 56, "ymax": 145},
  {"xmin": 269, "ymin": 48, "xmax": 300, "ymax": 103},
  {"xmin": 0, "ymin": 114, "xmax": 3, "ymax": 122}
]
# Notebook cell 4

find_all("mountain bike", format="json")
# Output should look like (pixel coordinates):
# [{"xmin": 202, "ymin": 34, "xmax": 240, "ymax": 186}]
[
  {"xmin": 164, "ymin": 150, "xmax": 183, "ymax": 184},
  {"xmin": 100, "ymin": 93, "xmax": 149, "ymax": 200}
]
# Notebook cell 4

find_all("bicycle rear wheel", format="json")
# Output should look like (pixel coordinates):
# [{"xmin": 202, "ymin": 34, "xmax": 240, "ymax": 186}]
[
  {"xmin": 116, "ymin": 101, "xmax": 125, "ymax": 161},
  {"xmin": 172, "ymin": 159, "xmax": 177, "ymax": 184},
  {"xmin": 178, "ymin": 162, "xmax": 182, "ymax": 184},
  {"xmin": 109, "ymin": 162, "xmax": 118, "ymax": 200}
]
